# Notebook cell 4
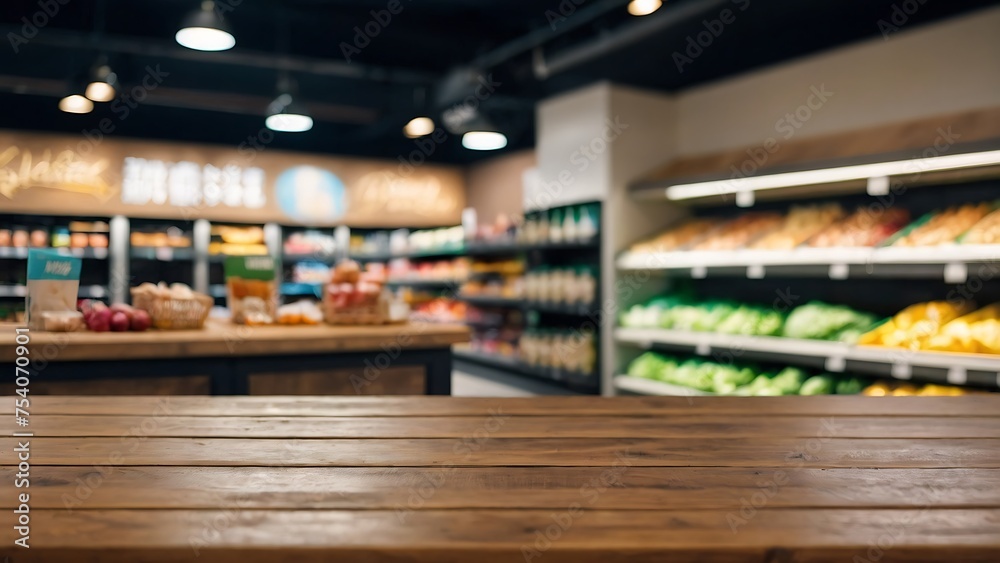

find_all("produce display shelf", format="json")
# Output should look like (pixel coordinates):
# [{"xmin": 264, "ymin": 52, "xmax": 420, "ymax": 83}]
[
  {"xmin": 615, "ymin": 327, "xmax": 1000, "ymax": 388},
  {"xmin": 613, "ymin": 375, "xmax": 714, "ymax": 397},
  {"xmin": 465, "ymin": 238, "xmax": 600, "ymax": 256},
  {"xmin": 617, "ymin": 246, "xmax": 1000, "ymax": 280},
  {"xmin": 0, "ymin": 247, "xmax": 109, "ymax": 259},
  {"xmin": 453, "ymin": 348, "xmax": 598, "ymax": 391},
  {"xmin": 457, "ymin": 295, "xmax": 599, "ymax": 316},
  {"xmin": 131, "ymin": 248, "xmax": 195, "ymax": 261}
]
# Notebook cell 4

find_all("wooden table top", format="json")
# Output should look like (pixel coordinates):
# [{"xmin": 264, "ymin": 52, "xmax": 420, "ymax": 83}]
[
  {"xmin": 2, "ymin": 395, "xmax": 999, "ymax": 562},
  {"xmin": 0, "ymin": 321, "xmax": 469, "ymax": 362}
]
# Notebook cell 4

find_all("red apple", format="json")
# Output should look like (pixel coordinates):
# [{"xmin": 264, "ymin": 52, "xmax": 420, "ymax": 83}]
[
  {"xmin": 110, "ymin": 311, "xmax": 130, "ymax": 332},
  {"xmin": 88, "ymin": 307, "xmax": 113, "ymax": 332},
  {"xmin": 130, "ymin": 309, "xmax": 152, "ymax": 332},
  {"xmin": 110, "ymin": 303, "xmax": 135, "ymax": 323}
]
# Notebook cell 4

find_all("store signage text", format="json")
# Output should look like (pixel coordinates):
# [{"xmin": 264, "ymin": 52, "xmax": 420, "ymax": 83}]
[
  {"xmin": 120, "ymin": 157, "xmax": 266, "ymax": 209},
  {"xmin": 353, "ymin": 170, "xmax": 459, "ymax": 216},
  {"xmin": 0, "ymin": 146, "xmax": 114, "ymax": 200}
]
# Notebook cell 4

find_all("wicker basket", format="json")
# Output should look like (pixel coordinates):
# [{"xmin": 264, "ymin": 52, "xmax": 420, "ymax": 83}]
[
  {"xmin": 324, "ymin": 302, "xmax": 389, "ymax": 325},
  {"xmin": 131, "ymin": 288, "xmax": 213, "ymax": 330}
]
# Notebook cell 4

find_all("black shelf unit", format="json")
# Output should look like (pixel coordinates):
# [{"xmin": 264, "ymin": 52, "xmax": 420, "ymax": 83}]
[{"xmin": 453, "ymin": 349, "xmax": 599, "ymax": 393}]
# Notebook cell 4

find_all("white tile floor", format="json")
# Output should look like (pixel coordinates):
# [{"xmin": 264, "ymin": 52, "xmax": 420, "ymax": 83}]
[{"xmin": 451, "ymin": 369, "xmax": 582, "ymax": 397}]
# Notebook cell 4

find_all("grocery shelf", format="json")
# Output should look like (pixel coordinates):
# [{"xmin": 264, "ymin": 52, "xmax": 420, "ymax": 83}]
[
  {"xmin": 349, "ymin": 248, "xmax": 464, "ymax": 262},
  {"xmin": 615, "ymin": 327, "xmax": 1000, "ymax": 388},
  {"xmin": 613, "ymin": 375, "xmax": 714, "ymax": 397},
  {"xmin": 385, "ymin": 278, "xmax": 465, "ymax": 288},
  {"xmin": 0, "ymin": 247, "xmax": 109, "ymax": 260},
  {"xmin": 458, "ymin": 294, "xmax": 599, "ymax": 316},
  {"xmin": 281, "ymin": 282, "xmax": 323, "ymax": 297},
  {"xmin": 0, "ymin": 285, "xmax": 27, "ymax": 297},
  {"xmin": 617, "ymin": 245, "xmax": 1000, "ymax": 280},
  {"xmin": 453, "ymin": 348, "xmax": 598, "ymax": 391},
  {"xmin": 131, "ymin": 247, "xmax": 194, "ymax": 261},
  {"xmin": 465, "ymin": 237, "xmax": 600, "ymax": 256},
  {"xmin": 283, "ymin": 252, "xmax": 338, "ymax": 264}
]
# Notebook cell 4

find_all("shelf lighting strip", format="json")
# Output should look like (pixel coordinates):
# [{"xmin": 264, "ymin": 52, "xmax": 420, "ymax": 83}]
[{"xmin": 664, "ymin": 149, "xmax": 1000, "ymax": 201}]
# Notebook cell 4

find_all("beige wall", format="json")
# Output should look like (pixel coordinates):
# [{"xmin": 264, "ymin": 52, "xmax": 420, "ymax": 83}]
[
  {"xmin": 675, "ymin": 6, "xmax": 1000, "ymax": 156},
  {"xmin": 464, "ymin": 149, "xmax": 536, "ymax": 222}
]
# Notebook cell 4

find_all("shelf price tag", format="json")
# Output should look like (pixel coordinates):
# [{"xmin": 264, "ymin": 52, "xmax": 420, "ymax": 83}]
[
  {"xmin": 94, "ymin": 248, "xmax": 109, "ymax": 259},
  {"xmin": 828, "ymin": 263, "xmax": 849, "ymax": 280},
  {"xmin": 867, "ymin": 176, "xmax": 890, "ymax": 196},
  {"xmin": 747, "ymin": 264, "xmax": 765, "ymax": 279},
  {"xmin": 944, "ymin": 262, "xmax": 968, "ymax": 284},
  {"xmin": 691, "ymin": 265, "xmax": 707, "ymax": 279},
  {"xmin": 71, "ymin": 248, "xmax": 84, "ymax": 258},
  {"xmin": 736, "ymin": 190, "xmax": 755, "ymax": 208},
  {"xmin": 824, "ymin": 355, "xmax": 846, "ymax": 373},
  {"xmin": 946, "ymin": 367, "xmax": 968, "ymax": 386},
  {"xmin": 156, "ymin": 247, "xmax": 173, "ymax": 261},
  {"xmin": 694, "ymin": 338, "xmax": 711, "ymax": 356},
  {"xmin": 891, "ymin": 363, "xmax": 912, "ymax": 380}
]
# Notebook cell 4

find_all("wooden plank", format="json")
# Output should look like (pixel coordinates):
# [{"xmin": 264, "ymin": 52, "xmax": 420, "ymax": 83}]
[
  {"xmin": 6, "ymin": 395, "xmax": 999, "ymax": 417},
  {"xmin": 17, "ymin": 414, "xmax": 1000, "ymax": 438},
  {"xmin": 2, "ymin": 509, "xmax": 998, "ymax": 563},
  {"xmin": 9, "ymin": 466, "xmax": 998, "ymax": 510},
  {"xmin": 0, "ymin": 376, "xmax": 210, "ymax": 396},
  {"xmin": 247, "ymin": 367, "xmax": 425, "ymax": 396},
  {"xmin": 0, "ymin": 321, "xmax": 468, "ymax": 362},
  {"xmin": 6, "ymin": 437, "xmax": 999, "ymax": 468}
]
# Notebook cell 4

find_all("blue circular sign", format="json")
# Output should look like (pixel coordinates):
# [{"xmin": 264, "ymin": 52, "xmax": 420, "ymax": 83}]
[{"xmin": 275, "ymin": 166, "xmax": 347, "ymax": 222}]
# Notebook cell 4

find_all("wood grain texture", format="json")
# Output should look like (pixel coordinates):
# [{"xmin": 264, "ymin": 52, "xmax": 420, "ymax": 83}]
[
  {"xmin": 247, "ymin": 367, "xmax": 425, "ymax": 396},
  {"xmin": 6, "ymin": 395, "xmax": 1000, "ymax": 417},
  {"xmin": 7, "ymin": 466, "xmax": 999, "ymax": 510},
  {"xmin": 0, "ymin": 321, "xmax": 468, "ymax": 362},
  {"xmin": 6, "ymin": 437, "xmax": 999, "ymax": 468},
  {"xmin": 18, "ymin": 414, "xmax": 1000, "ymax": 438},
  {"xmin": 2, "ymin": 509, "xmax": 999, "ymax": 563}
]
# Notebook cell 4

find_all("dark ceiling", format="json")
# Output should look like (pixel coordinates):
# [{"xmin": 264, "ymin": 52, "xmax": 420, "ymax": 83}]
[{"xmin": 0, "ymin": 0, "xmax": 997, "ymax": 164}]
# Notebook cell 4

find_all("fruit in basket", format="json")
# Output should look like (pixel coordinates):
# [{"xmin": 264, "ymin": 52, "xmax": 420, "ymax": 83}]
[
  {"xmin": 110, "ymin": 311, "xmax": 130, "ymax": 332},
  {"xmin": 332, "ymin": 260, "xmax": 361, "ymax": 284},
  {"xmin": 131, "ymin": 309, "xmax": 152, "ymax": 331}
]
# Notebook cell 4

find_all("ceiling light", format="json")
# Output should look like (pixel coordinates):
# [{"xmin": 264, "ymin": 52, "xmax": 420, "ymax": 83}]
[
  {"xmin": 663, "ymin": 149, "xmax": 1000, "ymax": 201},
  {"xmin": 59, "ymin": 94, "xmax": 93, "ymax": 114},
  {"xmin": 404, "ymin": 116, "xmax": 435, "ymax": 138},
  {"xmin": 176, "ymin": 1, "xmax": 235, "ymax": 51},
  {"xmin": 462, "ymin": 131, "xmax": 508, "ymax": 151},
  {"xmin": 628, "ymin": 0, "xmax": 663, "ymax": 16},
  {"xmin": 85, "ymin": 63, "xmax": 118, "ymax": 102},
  {"xmin": 266, "ymin": 93, "xmax": 313, "ymax": 132}
]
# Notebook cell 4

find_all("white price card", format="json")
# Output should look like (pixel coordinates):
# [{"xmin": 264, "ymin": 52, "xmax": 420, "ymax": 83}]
[
  {"xmin": 94, "ymin": 247, "xmax": 109, "ymax": 259},
  {"xmin": 943, "ymin": 262, "xmax": 968, "ymax": 284},
  {"xmin": 747, "ymin": 264, "xmax": 765, "ymax": 279},
  {"xmin": 828, "ymin": 263, "xmax": 849, "ymax": 280},
  {"xmin": 736, "ymin": 190, "xmax": 755, "ymax": 208},
  {"xmin": 71, "ymin": 248, "xmax": 84, "ymax": 258},
  {"xmin": 946, "ymin": 367, "xmax": 968, "ymax": 386},
  {"xmin": 695, "ymin": 340, "xmax": 711, "ymax": 356},
  {"xmin": 824, "ymin": 356, "xmax": 846, "ymax": 373},
  {"xmin": 891, "ymin": 363, "xmax": 912, "ymax": 380},
  {"xmin": 156, "ymin": 247, "xmax": 173, "ymax": 261},
  {"xmin": 866, "ymin": 176, "xmax": 890, "ymax": 196},
  {"xmin": 691, "ymin": 265, "xmax": 707, "ymax": 279}
]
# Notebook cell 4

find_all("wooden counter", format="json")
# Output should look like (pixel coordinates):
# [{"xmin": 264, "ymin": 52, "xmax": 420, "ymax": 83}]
[
  {"xmin": 1, "ymin": 395, "xmax": 998, "ymax": 562},
  {"xmin": 1, "ymin": 322, "xmax": 468, "ymax": 396}
]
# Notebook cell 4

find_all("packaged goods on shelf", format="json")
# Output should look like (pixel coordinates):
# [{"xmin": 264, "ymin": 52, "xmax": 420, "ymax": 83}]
[
  {"xmin": 225, "ymin": 256, "xmax": 279, "ymax": 325},
  {"xmin": 411, "ymin": 298, "xmax": 466, "ymax": 323},
  {"xmin": 387, "ymin": 257, "xmax": 470, "ymax": 281},
  {"xmin": 406, "ymin": 226, "xmax": 464, "ymax": 254},
  {"xmin": 807, "ymin": 207, "xmax": 910, "ymax": 248},
  {"xmin": 131, "ymin": 226, "xmax": 192, "ymax": 248},
  {"xmin": 277, "ymin": 300, "xmax": 324, "ymax": 325},
  {"xmin": 210, "ymin": 225, "xmax": 267, "ymax": 256},
  {"xmin": 960, "ymin": 207, "xmax": 1000, "ymax": 244},
  {"xmin": 470, "ymin": 259, "xmax": 523, "ymax": 276},
  {"xmin": 519, "ymin": 327, "xmax": 596, "ymax": 375},
  {"xmin": 861, "ymin": 301, "xmax": 999, "ymax": 354},
  {"xmin": 351, "ymin": 231, "xmax": 390, "ymax": 257},
  {"xmin": 520, "ymin": 203, "xmax": 600, "ymax": 245},
  {"xmin": 624, "ymin": 351, "xmax": 869, "ymax": 396},
  {"xmin": 749, "ymin": 204, "xmax": 844, "ymax": 250},
  {"xmin": 284, "ymin": 230, "xmax": 336, "ymax": 255},
  {"xmin": 291, "ymin": 262, "xmax": 331, "ymax": 284},
  {"xmin": 460, "ymin": 276, "xmax": 523, "ymax": 298},
  {"xmin": 691, "ymin": 212, "xmax": 783, "ymax": 251},
  {"xmin": 889, "ymin": 202, "xmax": 993, "ymax": 247},
  {"xmin": 323, "ymin": 260, "xmax": 404, "ymax": 325},
  {"xmin": 523, "ymin": 266, "xmax": 597, "ymax": 305}
]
